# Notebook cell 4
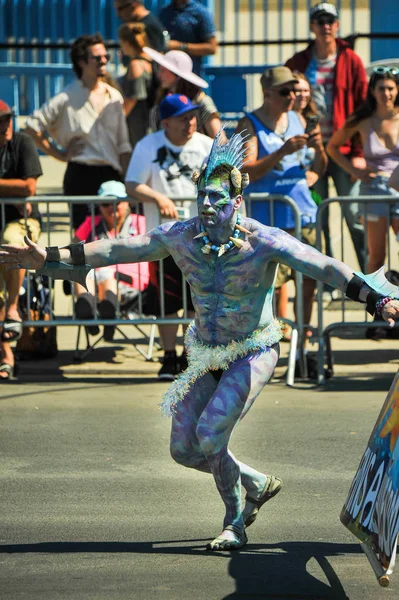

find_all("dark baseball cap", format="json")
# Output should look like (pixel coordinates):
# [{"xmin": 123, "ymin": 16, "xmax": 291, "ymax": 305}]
[
  {"xmin": 261, "ymin": 66, "xmax": 297, "ymax": 90},
  {"xmin": 0, "ymin": 100, "xmax": 12, "ymax": 118},
  {"xmin": 310, "ymin": 3, "xmax": 339, "ymax": 21},
  {"xmin": 159, "ymin": 94, "xmax": 198, "ymax": 120}
]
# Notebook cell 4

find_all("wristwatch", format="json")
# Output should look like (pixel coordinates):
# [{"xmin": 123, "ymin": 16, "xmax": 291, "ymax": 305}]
[{"xmin": 180, "ymin": 42, "xmax": 188, "ymax": 52}]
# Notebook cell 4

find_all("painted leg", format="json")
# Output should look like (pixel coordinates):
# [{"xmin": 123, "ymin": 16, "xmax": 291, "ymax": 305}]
[
  {"xmin": 196, "ymin": 346, "xmax": 279, "ymax": 551},
  {"xmin": 170, "ymin": 371, "xmax": 218, "ymax": 473},
  {"xmin": 171, "ymin": 374, "xmax": 279, "ymax": 493}
]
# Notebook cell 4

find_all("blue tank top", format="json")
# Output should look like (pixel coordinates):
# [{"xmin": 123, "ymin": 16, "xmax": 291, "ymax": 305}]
[{"xmin": 245, "ymin": 111, "xmax": 317, "ymax": 229}]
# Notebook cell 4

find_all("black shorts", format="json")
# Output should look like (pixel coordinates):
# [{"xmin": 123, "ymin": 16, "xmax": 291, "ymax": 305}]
[
  {"xmin": 63, "ymin": 162, "xmax": 124, "ymax": 229},
  {"xmin": 144, "ymin": 255, "xmax": 194, "ymax": 316}
]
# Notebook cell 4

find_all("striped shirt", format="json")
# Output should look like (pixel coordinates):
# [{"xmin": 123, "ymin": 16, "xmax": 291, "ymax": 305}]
[{"xmin": 315, "ymin": 55, "xmax": 337, "ymax": 142}]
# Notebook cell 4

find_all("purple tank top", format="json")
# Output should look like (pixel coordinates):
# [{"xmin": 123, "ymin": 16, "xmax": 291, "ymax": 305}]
[{"xmin": 363, "ymin": 128, "xmax": 399, "ymax": 173}]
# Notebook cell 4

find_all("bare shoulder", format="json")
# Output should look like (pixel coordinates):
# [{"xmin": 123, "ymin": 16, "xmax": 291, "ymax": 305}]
[
  {"xmin": 236, "ymin": 115, "xmax": 254, "ymax": 137},
  {"xmin": 129, "ymin": 59, "xmax": 145, "ymax": 79},
  {"xmin": 243, "ymin": 218, "xmax": 283, "ymax": 246},
  {"xmin": 155, "ymin": 218, "xmax": 198, "ymax": 240}
]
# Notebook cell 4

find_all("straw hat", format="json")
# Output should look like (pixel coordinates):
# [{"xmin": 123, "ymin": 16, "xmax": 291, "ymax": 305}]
[{"xmin": 143, "ymin": 47, "xmax": 209, "ymax": 89}]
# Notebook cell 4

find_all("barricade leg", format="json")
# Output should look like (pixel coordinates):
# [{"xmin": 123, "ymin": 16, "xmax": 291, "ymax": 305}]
[{"xmin": 286, "ymin": 327, "xmax": 298, "ymax": 386}]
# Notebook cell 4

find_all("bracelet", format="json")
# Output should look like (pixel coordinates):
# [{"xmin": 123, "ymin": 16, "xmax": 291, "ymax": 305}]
[
  {"xmin": 180, "ymin": 42, "xmax": 188, "ymax": 52},
  {"xmin": 375, "ymin": 296, "xmax": 392, "ymax": 315}
]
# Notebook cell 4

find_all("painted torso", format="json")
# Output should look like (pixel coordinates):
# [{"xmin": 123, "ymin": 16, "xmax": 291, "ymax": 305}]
[
  {"xmin": 167, "ymin": 219, "xmax": 278, "ymax": 346},
  {"xmin": 96, "ymin": 215, "xmax": 354, "ymax": 347}
]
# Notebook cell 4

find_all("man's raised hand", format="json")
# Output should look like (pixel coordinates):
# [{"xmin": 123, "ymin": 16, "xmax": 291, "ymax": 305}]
[{"xmin": 0, "ymin": 236, "xmax": 47, "ymax": 271}]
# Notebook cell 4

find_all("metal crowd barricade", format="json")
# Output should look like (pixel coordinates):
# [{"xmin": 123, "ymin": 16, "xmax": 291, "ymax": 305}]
[
  {"xmin": 316, "ymin": 195, "xmax": 399, "ymax": 384},
  {"xmin": 1, "ymin": 193, "xmax": 309, "ymax": 380},
  {"xmin": 0, "ymin": 195, "xmax": 197, "ymax": 362},
  {"xmin": 245, "ymin": 193, "xmax": 307, "ymax": 386}
]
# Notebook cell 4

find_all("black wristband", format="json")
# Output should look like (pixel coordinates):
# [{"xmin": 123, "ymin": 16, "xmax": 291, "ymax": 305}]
[
  {"xmin": 366, "ymin": 290, "xmax": 383, "ymax": 316},
  {"xmin": 346, "ymin": 274, "xmax": 364, "ymax": 302},
  {"xmin": 69, "ymin": 241, "xmax": 86, "ymax": 266},
  {"xmin": 46, "ymin": 242, "xmax": 86, "ymax": 266},
  {"xmin": 346, "ymin": 273, "xmax": 386, "ymax": 315},
  {"xmin": 46, "ymin": 246, "xmax": 61, "ymax": 262}
]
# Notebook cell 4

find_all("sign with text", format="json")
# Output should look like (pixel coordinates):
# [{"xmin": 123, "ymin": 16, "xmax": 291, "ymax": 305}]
[{"xmin": 341, "ymin": 370, "xmax": 399, "ymax": 580}]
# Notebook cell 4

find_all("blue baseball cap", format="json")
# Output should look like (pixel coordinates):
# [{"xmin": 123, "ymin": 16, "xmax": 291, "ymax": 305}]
[
  {"xmin": 159, "ymin": 94, "xmax": 198, "ymax": 120},
  {"xmin": 97, "ymin": 180, "xmax": 127, "ymax": 199}
]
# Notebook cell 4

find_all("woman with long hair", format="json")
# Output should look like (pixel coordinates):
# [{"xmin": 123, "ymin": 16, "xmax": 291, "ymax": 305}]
[
  {"xmin": 293, "ymin": 72, "xmax": 323, "ymax": 191},
  {"xmin": 144, "ymin": 47, "xmax": 222, "ymax": 139},
  {"xmin": 293, "ymin": 72, "xmax": 319, "ymax": 119},
  {"xmin": 327, "ymin": 68, "xmax": 399, "ymax": 274},
  {"xmin": 118, "ymin": 22, "xmax": 156, "ymax": 149}
]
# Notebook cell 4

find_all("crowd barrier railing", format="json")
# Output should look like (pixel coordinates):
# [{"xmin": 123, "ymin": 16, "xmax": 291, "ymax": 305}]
[
  {"xmin": 0, "ymin": 193, "xmax": 308, "ymax": 380},
  {"xmin": 0, "ymin": 195, "xmax": 198, "ymax": 361},
  {"xmin": 315, "ymin": 195, "xmax": 399, "ymax": 384}
]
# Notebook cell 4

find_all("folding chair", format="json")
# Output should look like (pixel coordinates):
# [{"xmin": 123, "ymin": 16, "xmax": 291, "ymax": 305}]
[{"xmin": 73, "ymin": 287, "xmax": 161, "ymax": 363}]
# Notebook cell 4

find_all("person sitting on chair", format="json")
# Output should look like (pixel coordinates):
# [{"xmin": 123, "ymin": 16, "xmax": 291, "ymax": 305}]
[{"xmin": 73, "ymin": 180, "xmax": 149, "ymax": 341}]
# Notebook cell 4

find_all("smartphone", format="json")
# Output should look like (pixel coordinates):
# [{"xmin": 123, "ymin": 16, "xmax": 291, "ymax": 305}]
[
  {"xmin": 305, "ymin": 115, "xmax": 319, "ymax": 135},
  {"xmin": 161, "ymin": 205, "xmax": 191, "ymax": 223}
]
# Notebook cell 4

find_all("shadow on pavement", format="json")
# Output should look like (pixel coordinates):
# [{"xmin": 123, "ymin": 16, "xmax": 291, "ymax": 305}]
[
  {"xmin": 322, "ymin": 373, "xmax": 395, "ymax": 393},
  {"xmin": 0, "ymin": 539, "xmax": 359, "ymax": 599},
  {"xmin": 223, "ymin": 541, "xmax": 359, "ymax": 599},
  {"xmin": 328, "ymin": 348, "xmax": 398, "ymax": 367}
]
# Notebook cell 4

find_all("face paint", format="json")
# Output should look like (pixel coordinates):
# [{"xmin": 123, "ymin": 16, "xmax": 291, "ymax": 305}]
[{"xmin": 197, "ymin": 176, "xmax": 236, "ymax": 229}]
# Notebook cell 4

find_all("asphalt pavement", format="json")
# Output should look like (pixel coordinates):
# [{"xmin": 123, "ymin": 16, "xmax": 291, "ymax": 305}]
[
  {"xmin": 0, "ymin": 339, "xmax": 398, "ymax": 600},
  {"xmin": 0, "ymin": 159, "xmax": 398, "ymax": 599}
]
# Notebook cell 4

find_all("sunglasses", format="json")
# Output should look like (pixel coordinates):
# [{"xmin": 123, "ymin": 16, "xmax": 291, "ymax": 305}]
[
  {"xmin": 373, "ymin": 66, "xmax": 399, "ymax": 76},
  {"xmin": 277, "ymin": 87, "xmax": 295, "ymax": 97},
  {"xmin": 91, "ymin": 53, "xmax": 111, "ymax": 63},
  {"xmin": 314, "ymin": 15, "xmax": 336, "ymax": 25}
]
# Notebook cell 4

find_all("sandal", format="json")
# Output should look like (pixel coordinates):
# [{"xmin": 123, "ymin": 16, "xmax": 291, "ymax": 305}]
[
  {"xmin": 207, "ymin": 524, "xmax": 248, "ymax": 551},
  {"xmin": 0, "ymin": 362, "xmax": 15, "ymax": 380},
  {"xmin": 1, "ymin": 318, "xmax": 23, "ymax": 342},
  {"xmin": 244, "ymin": 475, "xmax": 283, "ymax": 528}
]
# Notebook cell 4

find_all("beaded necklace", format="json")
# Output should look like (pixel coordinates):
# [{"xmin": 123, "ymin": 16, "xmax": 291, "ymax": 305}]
[{"xmin": 193, "ymin": 213, "xmax": 250, "ymax": 257}]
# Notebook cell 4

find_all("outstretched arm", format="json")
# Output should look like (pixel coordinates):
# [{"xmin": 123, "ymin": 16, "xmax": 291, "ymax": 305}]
[
  {"xmin": 267, "ymin": 228, "xmax": 399, "ymax": 326},
  {"xmin": 0, "ymin": 227, "xmax": 171, "ymax": 272},
  {"xmin": 268, "ymin": 228, "xmax": 353, "ymax": 290}
]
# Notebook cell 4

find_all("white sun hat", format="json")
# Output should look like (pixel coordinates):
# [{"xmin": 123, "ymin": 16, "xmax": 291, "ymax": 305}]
[{"xmin": 143, "ymin": 47, "xmax": 209, "ymax": 89}]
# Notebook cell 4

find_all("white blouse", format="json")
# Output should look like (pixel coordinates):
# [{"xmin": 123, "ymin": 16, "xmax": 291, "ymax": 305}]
[{"xmin": 26, "ymin": 79, "xmax": 132, "ymax": 173}]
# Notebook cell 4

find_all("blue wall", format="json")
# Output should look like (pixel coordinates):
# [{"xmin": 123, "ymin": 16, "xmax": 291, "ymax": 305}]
[
  {"xmin": 0, "ymin": 0, "xmax": 209, "ymax": 43},
  {"xmin": 370, "ymin": 0, "xmax": 399, "ymax": 61}
]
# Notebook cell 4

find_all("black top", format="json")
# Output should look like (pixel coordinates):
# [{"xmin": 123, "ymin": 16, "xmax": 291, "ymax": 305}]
[
  {"xmin": 0, "ymin": 131, "xmax": 42, "ymax": 226},
  {"xmin": 141, "ymin": 13, "xmax": 168, "ymax": 53}
]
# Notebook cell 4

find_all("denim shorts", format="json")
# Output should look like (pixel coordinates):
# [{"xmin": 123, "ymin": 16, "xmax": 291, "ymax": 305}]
[{"xmin": 358, "ymin": 175, "xmax": 399, "ymax": 221}]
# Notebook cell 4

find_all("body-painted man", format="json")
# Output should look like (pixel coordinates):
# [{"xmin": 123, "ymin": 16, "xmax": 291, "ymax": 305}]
[{"xmin": 1, "ymin": 130, "xmax": 399, "ymax": 551}]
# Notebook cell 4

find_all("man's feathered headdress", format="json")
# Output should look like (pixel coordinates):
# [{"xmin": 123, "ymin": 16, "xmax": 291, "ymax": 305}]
[{"xmin": 191, "ymin": 125, "xmax": 250, "ymax": 191}]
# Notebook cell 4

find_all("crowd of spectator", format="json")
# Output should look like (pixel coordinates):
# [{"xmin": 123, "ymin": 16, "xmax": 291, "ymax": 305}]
[{"xmin": 0, "ymin": 1, "xmax": 398, "ymax": 381}]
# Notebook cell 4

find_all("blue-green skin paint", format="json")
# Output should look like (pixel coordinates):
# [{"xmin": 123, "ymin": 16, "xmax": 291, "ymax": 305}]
[{"xmin": 82, "ymin": 176, "xmax": 354, "ymax": 543}]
